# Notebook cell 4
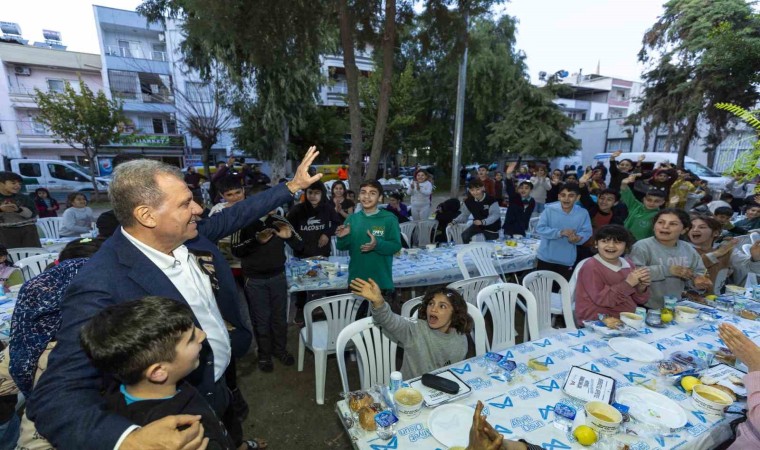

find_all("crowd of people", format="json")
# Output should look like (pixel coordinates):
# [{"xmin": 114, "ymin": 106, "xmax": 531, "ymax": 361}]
[{"xmin": 0, "ymin": 146, "xmax": 758, "ymax": 449}]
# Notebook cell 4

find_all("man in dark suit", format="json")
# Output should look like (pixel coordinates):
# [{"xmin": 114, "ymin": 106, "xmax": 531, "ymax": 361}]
[{"xmin": 27, "ymin": 148, "xmax": 323, "ymax": 450}]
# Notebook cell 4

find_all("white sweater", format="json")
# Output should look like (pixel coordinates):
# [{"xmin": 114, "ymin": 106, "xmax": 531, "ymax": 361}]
[
  {"xmin": 60, "ymin": 207, "xmax": 94, "ymax": 237},
  {"xmin": 407, "ymin": 180, "xmax": 433, "ymax": 205}
]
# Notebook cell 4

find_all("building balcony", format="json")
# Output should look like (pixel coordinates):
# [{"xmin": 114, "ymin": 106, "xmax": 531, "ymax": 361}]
[
  {"xmin": 14, "ymin": 121, "xmax": 72, "ymax": 149},
  {"xmin": 608, "ymin": 98, "xmax": 630, "ymax": 108}
]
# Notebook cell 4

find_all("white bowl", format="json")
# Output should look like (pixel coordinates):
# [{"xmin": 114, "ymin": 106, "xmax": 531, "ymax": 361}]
[
  {"xmin": 426, "ymin": 243, "xmax": 437, "ymax": 251},
  {"xmin": 692, "ymin": 385, "xmax": 733, "ymax": 415},
  {"xmin": 585, "ymin": 401, "xmax": 622, "ymax": 435},
  {"xmin": 620, "ymin": 312, "xmax": 644, "ymax": 329},
  {"xmin": 675, "ymin": 306, "xmax": 699, "ymax": 323},
  {"xmin": 394, "ymin": 387, "xmax": 423, "ymax": 420}
]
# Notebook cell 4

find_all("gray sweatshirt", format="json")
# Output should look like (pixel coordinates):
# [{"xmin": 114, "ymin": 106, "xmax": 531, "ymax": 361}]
[
  {"xmin": 371, "ymin": 302, "xmax": 467, "ymax": 379},
  {"xmin": 60, "ymin": 206, "xmax": 94, "ymax": 237},
  {"xmin": 631, "ymin": 237, "xmax": 707, "ymax": 309}
]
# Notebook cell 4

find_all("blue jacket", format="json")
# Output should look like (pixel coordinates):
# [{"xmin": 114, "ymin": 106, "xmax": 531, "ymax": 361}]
[
  {"xmin": 28, "ymin": 184, "xmax": 292, "ymax": 449},
  {"xmin": 536, "ymin": 202, "xmax": 592, "ymax": 266}
]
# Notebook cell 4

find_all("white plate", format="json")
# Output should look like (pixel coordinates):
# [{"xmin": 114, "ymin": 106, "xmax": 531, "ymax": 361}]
[
  {"xmin": 616, "ymin": 387, "xmax": 688, "ymax": 429},
  {"xmin": 427, "ymin": 404, "xmax": 473, "ymax": 448},
  {"xmin": 608, "ymin": 337, "xmax": 664, "ymax": 362}
]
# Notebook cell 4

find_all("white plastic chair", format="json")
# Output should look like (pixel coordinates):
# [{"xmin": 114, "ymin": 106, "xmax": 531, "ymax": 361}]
[
  {"xmin": 36, "ymin": 217, "xmax": 63, "ymax": 239},
  {"xmin": 567, "ymin": 258, "xmax": 590, "ymax": 327},
  {"xmin": 400, "ymin": 296, "xmax": 424, "ymax": 317},
  {"xmin": 456, "ymin": 243, "xmax": 498, "ymax": 279},
  {"xmin": 467, "ymin": 303, "xmax": 488, "ymax": 357},
  {"xmin": 522, "ymin": 271, "xmax": 576, "ymax": 339},
  {"xmin": 297, "ymin": 294, "xmax": 365, "ymax": 405},
  {"xmin": 16, "ymin": 253, "xmax": 58, "ymax": 282},
  {"xmin": 415, "ymin": 220, "xmax": 438, "ymax": 247},
  {"xmin": 477, "ymin": 283, "xmax": 539, "ymax": 350},
  {"xmin": 447, "ymin": 275, "xmax": 500, "ymax": 307},
  {"xmin": 8, "ymin": 247, "xmax": 49, "ymax": 264},
  {"xmin": 399, "ymin": 222, "xmax": 417, "ymax": 246},
  {"xmin": 446, "ymin": 223, "xmax": 468, "ymax": 245},
  {"xmin": 336, "ymin": 317, "xmax": 398, "ymax": 393},
  {"xmin": 330, "ymin": 235, "xmax": 349, "ymax": 257},
  {"xmin": 528, "ymin": 217, "xmax": 540, "ymax": 234},
  {"xmin": 400, "ymin": 232, "xmax": 411, "ymax": 249}
]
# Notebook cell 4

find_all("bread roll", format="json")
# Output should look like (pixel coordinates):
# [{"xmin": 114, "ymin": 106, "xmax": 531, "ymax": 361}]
[{"xmin": 358, "ymin": 404, "xmax": 382, "ymax": 431}]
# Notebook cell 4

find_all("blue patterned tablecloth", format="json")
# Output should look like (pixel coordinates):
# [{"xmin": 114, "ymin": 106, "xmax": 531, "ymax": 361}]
[
  {"xmin": 287, "ymin": 242, "xmax": 537, "ymax": 292},
  {"xmin": 338, "ymin": 301, "xmax": 760, "ymax": 450}
]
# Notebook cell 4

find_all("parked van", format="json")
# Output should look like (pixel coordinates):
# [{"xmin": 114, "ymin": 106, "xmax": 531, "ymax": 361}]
[
  {"xmin": 593, "ymin": 152, "xmax": 732, "ymax": 192},
  {"xmin": 10, "ymin": 159, "xmax": 110, "ymax": 200}
]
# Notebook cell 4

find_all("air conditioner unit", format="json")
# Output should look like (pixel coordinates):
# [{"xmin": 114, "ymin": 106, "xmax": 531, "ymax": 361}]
[{"xmin": 14, "ymin": 66, "xmax": 31, "ymax": 76}]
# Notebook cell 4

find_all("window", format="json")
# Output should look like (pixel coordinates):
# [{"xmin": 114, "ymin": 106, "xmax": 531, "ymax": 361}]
[
  {"xmin": 152, "ymin": 118, "xmax": 164, "ymax": 134},
  {"xmin": 166, "ymin": 119, "xmax": 177, "ymax": 134},
  {"xmin": 47, "ymin": 163, "xmax": 84, "ymax": 181},
  {"xmin": 616, "ymin": 89, "xmax": 627, "ymax": 100},
  {"xmin": 47, "ymin": 79, "xmax": 65, "ymax": 92},
  {"xmin": 29, "ymin": 114, "xmax": 46, "ymax": 134},
  {"xmin": 109, "ymin": 70, "xmax": 138, "ymax": 99},
  {"xmin": 19, "ymin": 163, "xmax": 41, "ymax": 178},
  {"xmin": 151, "ymin": 43, "xmax": 166, "ymax": 61},
  {"xmin": 606, "ymin": 139, "xmax": 631, "ymax": 152},
  {"xmin": 580, "ymin": 113, "xmax": 586, "ymax": 121},
  {"xmin": 594, "ymin": 112, "xmax": 603, "ymax": 121},
  {"xmin": 186, "ymin": 82, "xmax": 211, "ymax": 103},
  {"xmin": 117, "ymin": 40, "xmax": 143, "ymax": 58}
]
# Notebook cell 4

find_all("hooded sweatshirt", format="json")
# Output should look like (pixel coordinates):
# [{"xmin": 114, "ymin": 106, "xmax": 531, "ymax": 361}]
[
  {"xmin": 535, "ymin": 202, "xmax": 592, "ymax": 266},
  {"xmin": 337, "ymin": 208, "xmax": 401, "ymax": 290},
  {"xmin": 621, "ymin": 186, "xmax": 659, "ymax": 241},
  {"xmin": 287, "ymin": 199, "xmax": 339, "ymax": 258}
]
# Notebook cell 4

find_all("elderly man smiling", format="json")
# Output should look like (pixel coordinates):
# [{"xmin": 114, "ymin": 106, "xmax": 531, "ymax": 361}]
[{"xmin": 28, "ymin": 148, "xmax": 323, "ymax": 450}]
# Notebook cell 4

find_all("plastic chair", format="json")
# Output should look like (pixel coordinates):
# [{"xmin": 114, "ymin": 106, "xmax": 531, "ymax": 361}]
[
  {"xmin": 456, "ymin": 243, "xmax": 498, "ymax": 279},
  {"xmin": 16, "ymin": 254, "xmax": 58, "ymax": 282},
  {"xmin": 446, "ymin": 223, "xmax": 468, "ymax": 245},
  {"xmin": 8, "ymin": 247, "xmax": 49, "ymax": 264},
  {"xmin": 528, "ymin": 217, "xmax": 540, "ymax": 234},
  {"xmin": 522, "ymin": 271, "xmax": 576, "ymax": 339},
  {"xmin": 400, "ymin": 296, "xmax": 424, "ymax": 317},
  {"xmin": 36, "ymin": 218, "xmax": 63, "ymax": 239},
  {"xmin": 399, "ymin": 222, "xmax": 417, "ymax": 247},
  {"xmin": 331, "ymin": 236, "xmax": 349, "ymax": 257},
  {"xmin": 448, "ymin": 275, "xmax": 500, "ymax": 307},
  {"xmin": 415, "ymin": 220, "xmax": 438, "ymax": 247},
  {"xmin": 467, "ymin": 303, "xmax": 488, "ymax": 356},
  {"xmin": 297, "ymin": 294, "xmax": 365, "ymax": 405},
  {"xmin": 477, "ymin": 283, "xmax": 538, "ymax": 350},
  {"xmin": 336, "ymin": 317, "xmax": 398, "ymax": 393}
]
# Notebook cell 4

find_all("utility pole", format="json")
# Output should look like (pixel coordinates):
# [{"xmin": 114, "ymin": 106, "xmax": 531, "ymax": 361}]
[{"xmin": 450, "ymin": 13, "xmax": 469, "ymax": 197}]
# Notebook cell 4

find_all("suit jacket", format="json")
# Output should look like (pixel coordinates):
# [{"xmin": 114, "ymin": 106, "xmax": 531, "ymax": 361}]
[{"xmin": 28, "ymin": 184, "xmax": 292, "ymax": 450}]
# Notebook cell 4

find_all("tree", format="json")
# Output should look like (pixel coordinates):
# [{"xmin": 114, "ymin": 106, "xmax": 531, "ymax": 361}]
[
  {"xmin": 34, "ymin": 78, "xmax": 128, "ymax": 200},
  {"xmin": 636, "ymin": 0, "xmax": 760, "ymax": 167},
  {"xmin": 716, "ymin": 103, "xmax": 760, "ymax": 182}
]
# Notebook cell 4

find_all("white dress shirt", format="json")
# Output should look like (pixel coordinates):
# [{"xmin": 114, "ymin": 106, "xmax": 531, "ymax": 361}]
[{"xmin": 121, "ymin": 228, "xmax": 231, "ymax": 381}]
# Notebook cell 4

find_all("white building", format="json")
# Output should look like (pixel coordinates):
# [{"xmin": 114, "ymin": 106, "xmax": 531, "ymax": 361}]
[{"xmin": 0, "ymin": 41, "xmax": 104, "ymax": 163}]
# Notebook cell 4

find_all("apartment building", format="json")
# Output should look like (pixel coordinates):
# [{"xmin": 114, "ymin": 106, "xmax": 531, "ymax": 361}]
[{"xmin": 0, "ymin": 40, "xmax": 104, "ymax": 163}]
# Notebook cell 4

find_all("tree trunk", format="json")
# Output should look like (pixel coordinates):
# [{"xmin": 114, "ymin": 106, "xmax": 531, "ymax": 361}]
[
  {"xmin": 202, "ymin": 145, "xmax": 212, "ymax": 181},
  {"xmin": 366, "ymin": 0, "xmax": 396, "ymax": 181},
  {"xmin": 338, "ymin": 0, "xmax": 364, "ymax": 187},
  {"xmin": 270, "ymin": 118, "xmax": 290, "ymax": 184},
  {"xmin": 677, "ymin": 112, "xmax": 699, "ymax": 167},
  {"xmin": 87, "ymin": 148, "xmax": 101, "ymax": 203}
]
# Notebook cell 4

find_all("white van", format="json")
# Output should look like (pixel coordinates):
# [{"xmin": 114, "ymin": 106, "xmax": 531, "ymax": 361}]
[
  {"xmin": 10, "ymin": 159, "xmax": 110, "ymax": 200},
  {"xmin": 593, "ymin": 152, "xmax": 732, "ymax": 192}
]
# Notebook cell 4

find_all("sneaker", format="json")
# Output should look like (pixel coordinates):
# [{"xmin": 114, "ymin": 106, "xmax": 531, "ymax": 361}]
[
  {"xmin": 275, "ymin": 351, "xmax": 295, "ymax": 366},
  {"xmin": 258, "ymin": 359, "xmax": 273, "ymax": 372}
]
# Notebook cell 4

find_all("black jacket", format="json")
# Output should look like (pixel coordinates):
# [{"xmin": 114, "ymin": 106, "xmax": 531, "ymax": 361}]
[
  {"xmin": 231, "ymin": 214, "xmax": 301, "ymax": 278},
  {"xmin": 286, "ymin": 201, "xmax": 339, "ymax": 258},
  {"xmin": 579, "ymin": 184, "xmax": 627, "ymax": 227},
  {"xmin": 502, "ymin": 178, "xmax": 535, "ymax": 236}
]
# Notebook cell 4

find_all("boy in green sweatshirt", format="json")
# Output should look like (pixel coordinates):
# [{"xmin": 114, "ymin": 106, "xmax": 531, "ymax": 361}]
[
  {"xmin": 621, "ymin": 174, "xmax": 665, "ymax": 241},
  {"xmin": 336, "ymin": 180, "xmax": 401, "ymax": 293}
]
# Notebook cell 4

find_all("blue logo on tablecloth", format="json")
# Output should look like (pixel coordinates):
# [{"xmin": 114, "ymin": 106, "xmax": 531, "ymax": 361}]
[
  {"xmin": 537, "ymin": 379, "xmax": 561, "ymax": 392},
  {"xmin": 511, "ymin": 414, "xmax": 545, "ymax": 431},
  {"xmin": 654, "ymin": 435, "xmax": 665, "ymax": 446},
  {"xmin": 590, "ymin": 364, "xmax": 600, "ymax": 373},
  {"xmin": 396, "ymin": 423, "xmax": 432, "ymax": 443},
  {"xmin": 702, "ymin": 324, "xmax": 718, "ymax": 332},
  {"xmin": 494, "ymin": 424, "xmax": 513, "ymax": 434},
  {"xmin": 615, "ymin": 356, "xmax": 632, "ymax": 362},
  {"xmin": 623, "ymin": 371, "xmax": 645, "ymax": 383},
  {"xmin": 572, "ymin": 345, "xmax": 590, "ymax": 353},
  {"xmin": 656, "ymin": 343, "xmax": 667, "ymax": 351},
  {"xmin": 596, "ymin": 357, "xmax": 619, "ymax": 368},
  {"xmin": 466, "ymin": 377, "xmax": 492, "ymax": 390},
  {"xmin": 552, "ymin": 370, "xmax": 570, "ymax": 382},
  {"xmin": 692, "ymin": 410, "xmax": 707, "ymax": 423},
  {"xmin": 717, "ymin": 338, "xmax": 725, "ymax": 346},
  {"xmin": 742, "ymin": 329, "xmax": 753, "ymax": 337},
  {"xmin": 699, "ymin": 342, "xmax": 715, "ymax": 350},
  {"xmin": 515, "ymin": 343, "xmax": 536, "ymax": 354},
  {"xmin": 489, "ymin": 395, "xmax": 513, "ymax": 409},
  {"xmin": 541, "ymin": 438, "xmax": 571, "ymax": 450},
  {"xmin": 534, "ymin": 338, "xmax": 552, "ymax": 348},
  {"xmin": 369, "ymin": 436, "xmax": 398, "ymax": 449},
  {"xmin": 549, "ymin": 349, "xmax": 574, "ymax": 360},
  {"xmin": 588, "ymin": 339, "xmax": 609, "ymax": 348},
  {"xmin": 451, "ymin": 363, "xmax": 471, "ymax": 374},
  {"xmin": 568, "ymin": 329, "xmax": 585, "ymax": 338},
  {"xmin": 538, "ymin": 404, "xmax": 555, "ymax": 419},
  {"xmin": 629, "ymin": 443, "xmax": 651, "ymax": 450},
  {"xmin": 509, "ymin": 386, "xmax": 540, "ymax": 400},
  {"xmin": 676, "ymin": 334, "xmax": 694, "ymax": 342},
  {"xmin": 504, "ymin": 350, "xmax": 514, "ymax": 358},
  {"xmin": 685, "ymin": 422, "xmax": 708, "ymax": 436},
  {"xmin": 639, "ymin": 327, "xmax": 653, "ymax": 334}
]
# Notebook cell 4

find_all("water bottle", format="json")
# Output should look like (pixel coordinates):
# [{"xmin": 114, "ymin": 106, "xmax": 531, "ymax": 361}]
[
  {"xmin": 90, "ymin": 222, "xmax": 98, "ymax": 238},
  {"xmin": 389, "ymin": 371, "xmax": 403, "ymax": 394}
]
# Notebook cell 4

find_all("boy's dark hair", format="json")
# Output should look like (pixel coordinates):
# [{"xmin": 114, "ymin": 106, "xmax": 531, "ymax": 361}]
[
  {"xmin": 0, "ymin": 172, "xmax": 22, "ymax": 183},
  {"xmin": 719, "ymin": 192, "xmax": 734, "ymax": 202},
  {"xmin": 557, "ymin": 183, "xmax": 581, "ymax": 195},
  {"xmin": 217, "ymin": 176, "xmax": 243, "ymax": 195},
  {"xmin": 389, "ymin": 192, "xmax": 404, "ymax": 202},
  {"xmin": 644, "ymin": 189, "xmax": 666, "ymax": 199},
  {"xmin": 594, "ymin": 224, "xmax": 634, "ymax": 252},
  {"xmin": 714, "ymin": 206, "xmax": 734, "ymax": 217},
  {"xmin": 80, "ymin": 296, "xmax": 195, "ymax": 385},
  {"xmin": 417, "ymin": 288, "xmax": 473, "ymax": 334},
  {"xmin": 359, "ymin": 179, "xmax": 384, "ymax": 195},
  {"xmin": 305, "ymin": 180, "xmax": 327, "ymax": 205},
  {"xmin": 598, "ymin": 188, "xmax": 620, "ymax": 201},
  {"xmin": 59, "ymin": 237, "xmax": 106, "ymax": 262},
  {"xmin": 345, "ymin": 189, "xmax": 355, "ymax": 197},
  {"xmin": 653, "ymin": 208, "xmax": 691, "ymax": 229},
  {"xmin": 478, "ymin": 164, "xmax": 488, "ymax": 170},
  {"xmin": 468, "ymin": 179, "xmax": 485, "ymax": 189},
  {"xmin": 518, "ymin": 180, "xmax": 534, "ymax": 190},
  {"xmin": 66, "ymin": 192, "xmax": 88, "ymax": 208}
]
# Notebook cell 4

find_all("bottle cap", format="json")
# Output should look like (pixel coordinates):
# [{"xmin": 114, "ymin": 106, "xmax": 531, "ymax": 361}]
[{"xmin": 390, "ymin": 371, "xmax": 402, "ymax": 381}]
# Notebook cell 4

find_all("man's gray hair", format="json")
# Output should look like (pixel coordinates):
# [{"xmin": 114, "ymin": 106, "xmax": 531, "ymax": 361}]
[{"xmin": 109, "ymin": 159, "xmax": 183, "ymax": 228}]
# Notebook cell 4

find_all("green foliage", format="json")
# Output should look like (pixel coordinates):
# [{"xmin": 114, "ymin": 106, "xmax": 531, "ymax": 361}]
[
  {"xmin": 636, "ymin": 0, "xmax": 760, "ymax": 166},
  {"xmin": 715, "ymin": 103, "xmax": 760, "ymax": 182}
]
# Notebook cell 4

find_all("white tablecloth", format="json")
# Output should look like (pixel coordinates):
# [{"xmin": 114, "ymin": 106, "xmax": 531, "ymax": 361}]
[
  {"xmin": 337, "ymin": 301, "xmax": 759, "ymax": 449},
  {"xmin": 286, "ymin": 242, "xmax": 537, "ymax": 292}
]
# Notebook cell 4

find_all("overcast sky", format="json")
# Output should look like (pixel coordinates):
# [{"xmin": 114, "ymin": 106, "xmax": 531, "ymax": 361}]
[{"xmin": 2, "ymin": 0, "xmax": 666, "ymax": 81}]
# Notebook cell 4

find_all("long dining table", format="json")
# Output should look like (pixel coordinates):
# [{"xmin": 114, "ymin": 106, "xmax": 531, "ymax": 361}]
[
  {"xmin": 336, "ymin": 300, "xmax": 759, "ymax": 450},
  {"xmin": 286, "ymin": 241, "xmax": 538, "ymax": 293}
]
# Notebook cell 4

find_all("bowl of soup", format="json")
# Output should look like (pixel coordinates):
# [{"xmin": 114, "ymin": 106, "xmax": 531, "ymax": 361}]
[
  {"xmin": 394, "ymin": 387, "xmax": 423, "ymax": 420},
  {"xmin": 692, "ymin": 384, "xmax": 733, "ymax": 415},
  {"xmin": 584, "ymin": 401, "xmax": 622, "ymax": 435},
  {"xmin": 675, "ymin": 306, "xmax": 699, "ymax": 323}
]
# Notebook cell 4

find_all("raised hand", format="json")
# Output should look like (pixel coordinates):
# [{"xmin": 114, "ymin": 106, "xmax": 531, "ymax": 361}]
[
  {"xmin": 719, "ymin": 323, "xmax": 760, "ymax": 372},
  {"xmin": 335, "ymin": 224, "xmax": 351, "ymax": 238},
  {"xmin": 638, "ymin": 154, "xmax": 646, "ymax": 162},
  {"xmin": 361, "ymin": 230, "xmax": 377, "ymax": 253},
  {"xmin": 579, "ymin": 171, "xmax": 592, "ymax": 186},
  {"xmin": 289, "ymin": 146, "xmax": 323, "ymax": 191},
  {"xmin": 505, "ymin": 161, "xmax": 517, "ymax": 176},
  {"xmin": 611, "ymin": 150, "xmax": 623, "ymax": 159},
  {"xmin": 621, "ymin": 173, "xmax": 639, "ymax": 185},
  {"xmin": 349, "ymin": 278, "xmax": 384, "ymax": 306},
  {"xmin": 467, "ymin": 401, "xmax": 504, "ymax": 450}
]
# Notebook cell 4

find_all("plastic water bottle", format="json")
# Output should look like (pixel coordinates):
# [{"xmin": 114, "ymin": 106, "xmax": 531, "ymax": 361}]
[
  {"xmin": 389, "ymin": 371, "xmax": 403, "ymax": 394},
  {"xmin": 90, "ymin": 222, "xmax": 98, "ymax": 238}
]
